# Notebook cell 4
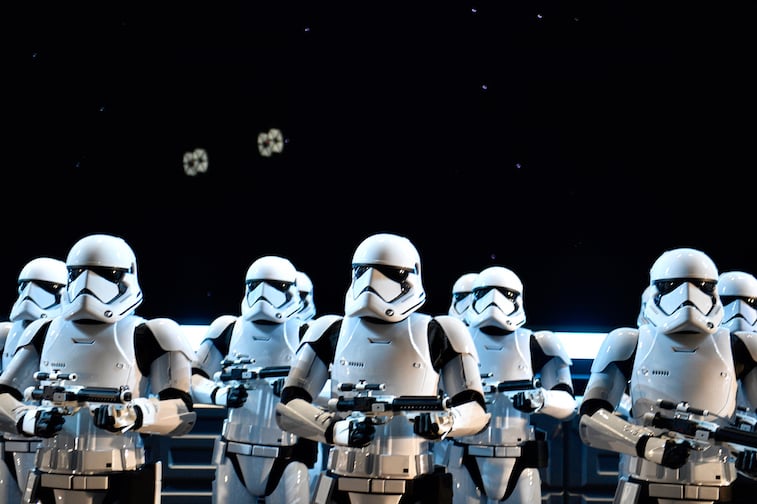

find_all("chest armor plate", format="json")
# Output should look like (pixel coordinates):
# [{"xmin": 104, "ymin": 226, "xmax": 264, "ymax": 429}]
[
  {"xmin": 38, "ymin": 316, "xmax": 140, "ymax": 389},
  {"xmin": 223, "ymin": 320, "xmax": 300, "ymax": 445},
  {"xmin": 330, "ymin": 314, "xmax": 439, "ymax": 397},
  {"xmin": 466, "ymin": 327, "xmax": 533, "ymax": 444},
  {"xmin": 474, "ymin": 328, "xmax": 533, "ymax": 382},
  {"xmin": 631, "ymin": 325, "xmax": 736, "ymax": 418},
  {"xmin": 227, "ymin": 319, "xmax": 299, "ymax": 368}
]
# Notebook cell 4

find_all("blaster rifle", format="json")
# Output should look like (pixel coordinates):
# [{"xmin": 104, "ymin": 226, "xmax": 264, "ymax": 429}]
[
  {"xmin": 25, "ymin": 371, "xmax": 132, "ymax": 416},
  {"xmin": 217, "ymin": 365, "xmax": 291, "ymax": 382},
  {"xmin": 480, "ymin": 374, "xmax": 541, "ymax": 395},
  {"xmin": 327, "ymin": 381, "xmax": 450, "ymax": 418},
  {"xmin": 646, "ymin": 399, "xmax": 757, "ymax": 451}
]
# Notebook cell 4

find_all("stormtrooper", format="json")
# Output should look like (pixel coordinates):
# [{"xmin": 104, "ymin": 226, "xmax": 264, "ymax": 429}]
[
  {"xmin": 276, "ymin": 232, "xmax": 491, "ymax": 504},
  {"xmin": 579, "ymin": 247, "xmax": 757, "ymax": 504},
  {"xmin": 0, "ymin": 234, "xmax": 197, "ymax": 504},
  {"xmin": 718, "ymin": 271, "xmax": 757, "ymax": 333},
  {"xmin": 434, "ymin": 271, "xmax": 480, "ymax": 467},
  {"xmin": 442, "ymin": 265, "xmax": 576, "ymax": 503},
  {"xmin": 0, "ymin": 257, "xmax": 67, "ymax": 504},
  {"xmin": 448, "ymin": 272, "xmax": 478, "ymax": 323},
  {"xmin": 191, "ymin": 255, "xmax": 315, "ymax": 504},
  {"xmin": 295, "ymin": 270, "xmax": 317, "ymax": 322}
]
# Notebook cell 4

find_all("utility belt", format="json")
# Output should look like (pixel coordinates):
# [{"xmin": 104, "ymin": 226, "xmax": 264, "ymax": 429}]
[
  {"xmin": 625, "ymin": 476, "xmax": 732, "ymax": 502},
  {"xmin": 328, "ymin": 448, "xmax": 436, "ymax": 479},
  {"xmin": 225, "ymin": 440, "xmax": 297, "ymax": 459},
  {"xmin": 4, "ymin": 440, "xmax": 44, "ymax": 453},
  {"xmin": 453, "ymin": 436, "xmax": 547, "ymax": 465},
  {"xmin": 40, "ymin": 473, "xmax": 110, "ymax": 491},
  {"xmin": 35, "ymin": 447, "xmax": 145, "ymax": 473}
]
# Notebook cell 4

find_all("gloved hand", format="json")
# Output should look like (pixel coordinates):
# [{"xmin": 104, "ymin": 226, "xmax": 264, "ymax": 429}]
[
  {"xmin": 512, "ymin": 389, "xmax": 545, "ymax": 413},
  {"xmin": 16, "ymin": 407, "xmax": 65, "ymax": 438},
  {"xmin": 331, "ymin": 416, "xmax": 375, "ymax": 447},
  {"xmin": 736, "ymin": 449, "xmax": 757, "ymax": 478},
  {"xmin": 413, "ymin": 412, "xmax": 453, "ymax": 440},
  {"xmin": 636, "ymin": 435, "xmax": 691, "ymax": 469},
  {"xmin": 271, "ymin": 378, "xmax": 286, "ymax": 397},
  {"xmin": 93, "ymin": 402, "xmax": 143, "ymax": 433},
  {"xmin": 215, "ymin": 384, "xmax": 248, "ymax": 408}
]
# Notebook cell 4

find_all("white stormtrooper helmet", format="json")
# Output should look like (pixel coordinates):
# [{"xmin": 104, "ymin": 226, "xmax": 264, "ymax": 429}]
[
  {"xmin": 448, "ymin": 272, "xmax": 478, "ymax": 322},
  {"xmin": 644, "ymin": 247, "xmax": 722, "ymax": 334},
  {"xmin": 467, "ymin": 266, "xmax": 526, "ymax": 332},
  {"xmin": 344, "ymin": 233, "xmax": 425, "ymax": 322},
  {"xmin": 295, "ymin": 270, "xmax": 316, "ymax": 321},
  {"xmin": 63, "ymin": 234, "xmax": 143, "ymax": 323},
  {"xmin": 241, "ymin": 256, "xmax": 300, "ymax": 323},
  {"xmin": 718, "ymin": 271, "xmax": 757, "ymax": 332},
  {"xmin": 10, "ymin": 257, "xmax": 68, "ymax": 322}
]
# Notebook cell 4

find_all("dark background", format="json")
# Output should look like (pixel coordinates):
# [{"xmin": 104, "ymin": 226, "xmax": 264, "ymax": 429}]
[{"xmin": 2, "ymin": 2, "xmax": 755, "ymax": 333}]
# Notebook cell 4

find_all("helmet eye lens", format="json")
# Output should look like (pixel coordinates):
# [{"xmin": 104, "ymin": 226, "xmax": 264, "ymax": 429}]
[
  {"xmin": 655, "ymin": 278, "xmax": 716, "ymax": 296},
  {"xmin": 246, "ymin": 280, "xmax": 293, "ymax": 293},
  {"xmin": 353, "ymin": 264, "xmax": 411, "ymax": 283},
  {"xmin": 721, "ymin": 295, "xmax": 757, "ymax": 309},
  {"xmin": 473, "ymin": 286, "xmax": 518, "ymax": 300},
  {"xmin": 19, "ymin": 280, "xmax": 64, "ymax": 295},
  {"xmin": 68, "ymin": 266, "xmax": 127, "ymax": 284},
  {"xmin": 453, "ymin": 292, "xmax": 470, "ymax": 301}
]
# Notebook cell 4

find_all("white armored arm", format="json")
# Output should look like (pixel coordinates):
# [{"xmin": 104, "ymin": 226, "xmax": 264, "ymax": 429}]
[
  {"xmin": 275, "ymin": 397, "xmax": 336, "ymax": 444},
  {"xmin": 435, "ymin": 315, "xmax": 491, "ymax": 437},
  {"xmin": 136, "ymin": 318, "xmax": 197, "ymax": 435},
  {"xmin": 535, "ymin": 389, "xmax": 578, "ymax": 420}
]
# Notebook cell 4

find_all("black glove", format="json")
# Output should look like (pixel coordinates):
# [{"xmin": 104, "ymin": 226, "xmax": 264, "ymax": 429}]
[
  {"xmin": 226, "ymin": 384, "xmax": 248, "ymax": 408},
  {"xmin": 347, "ymin": 417, "xmax": 375, "ymax": 447},
  {"xmin": 511, "ymin": 391, "xmax": 538, "ymax": 413},
  {"xmin": 271, "ymin": 378, "xmax": 286, "ymax": 397},
  {"xmin": 736, "ymin": 449, "xmax": 757, "ymax": 478},
  {"xmin": 637, "ymin": 435, "xmax": 691, "ymax": 469},
  {"xmin": 17, "ymin": 408, "xmax": 65, "ymax": 438},
  {"xmin": 93, "ymin": 404, "xmax": 143, "ymax": 433},
  {"xmin": 413, "ymin": 412, "xmax": 443, "ymax": 440}
]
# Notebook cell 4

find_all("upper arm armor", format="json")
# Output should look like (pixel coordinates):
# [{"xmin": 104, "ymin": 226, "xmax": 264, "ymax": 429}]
[
  {"xmin": 734, "ymin": 331, "xmax": 757, "ymax": 364},
  {"xmin": 192, "ymin": 316, "xmax": 236, "ymax": 375},
  {"xmin": 533, "ymin": 330, "xmax": 572, "ymax": 366},
  {"xmin": 143, "ymin": 318, "xmax": 196, "ymax": 360},
  {"xmin": 300, "ymin": 314, "xmax": 342, "ymax": 362},
  {"xmin": 433, "ymin": 315, "xmax": 479, "ymax": 359},
  {"xmin": 589, "ymin": 327, "xmax": 637, "ymax": 374},
  {"xmin": 13, "ymin": 318, "xmax": 49, "ymax": 353}
]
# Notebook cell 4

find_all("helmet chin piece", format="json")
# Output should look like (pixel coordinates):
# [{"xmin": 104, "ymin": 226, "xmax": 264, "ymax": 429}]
[
  {"xmin": 645, "ymin": 303, "xmax": 721, "ymax": 334},
  {"xmin": 63, "ymin": 292, "xmax": 141, "ymax": 323},
  {"xmin": 345, "ymin": 289, "xmax": 424, "ymax": 322}
]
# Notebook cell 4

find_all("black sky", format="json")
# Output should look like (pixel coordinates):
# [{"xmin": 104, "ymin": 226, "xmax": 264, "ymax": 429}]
[{"xmin": 3, "ymin": 2, "xmax": 756, "ymax": 333}]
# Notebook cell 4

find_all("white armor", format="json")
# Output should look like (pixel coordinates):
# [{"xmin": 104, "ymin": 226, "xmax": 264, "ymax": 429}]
[
  {"xmin": 443, "ymin": 266, "xmax": 576, "ymax": 503},
  {"xmin": 0, "ymin": 234, "xmax": 196, "ymax": 504},
  {"xmin": 191, "ymin": 255, "xmax": 313, "ymax": 504},
  {"xmin": 579, "ymin": 248, "xmax": 757, "ymax": 503},
  {"xmin": 448, "ymin": 272, "xmax": 478, "ymax": 323},
  {"xmin": 0, "ymin": 257, "xmax": 67, "ymax": 504},
  {"xmin": 276, "ymin": 233, "xmax": 490, "ymax": 504}
]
